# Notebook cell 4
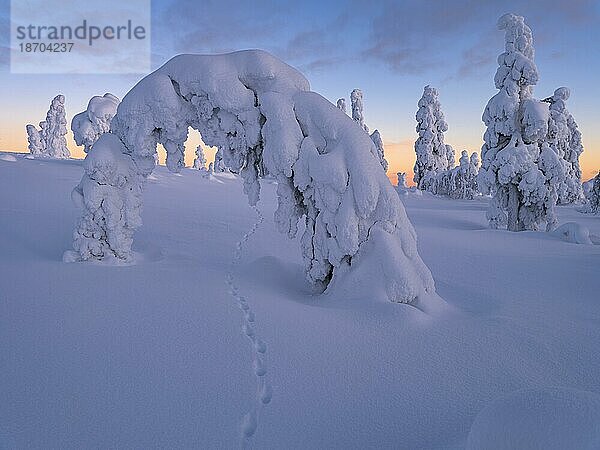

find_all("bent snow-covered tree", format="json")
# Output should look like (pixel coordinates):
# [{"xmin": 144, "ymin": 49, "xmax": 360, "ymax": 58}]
[
  {"xmin": 478, "ymin": 13, "xmax": 565, "ymax": 232},
  {"xmin": 369, "ymin": 129, "xmax": 389, "ymax": 172},
  {"xmin": 68, "ymin": 50, "xmax": 436, "ymax": 304},
  {"xmin": 413, "ymin": 86, "xmax": 455, "ymax": 191},
  {"xmin": 71, "ymin": 93, "xmax": 120, "ymax": 153}
]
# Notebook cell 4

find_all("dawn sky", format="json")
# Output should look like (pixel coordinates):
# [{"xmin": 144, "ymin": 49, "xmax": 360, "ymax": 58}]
[{"xmin": 1, "ymin": 0, "xmax": 599, "ymax": 182}]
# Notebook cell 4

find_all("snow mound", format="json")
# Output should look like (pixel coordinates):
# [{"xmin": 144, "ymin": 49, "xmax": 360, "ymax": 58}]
[
  {"xmin": 466, "ymin": 388, "xmax": 600, "ymax": 450},
  {"xmin": 552, "ymin": 222, "xmax": 592, "ymax": 244},
  {"xmin": 0, "ymin": 153, "xmax": 17, "ymax": 162},
  {"xmin": 70, "ymin": 49, "xmax": 437, "ymax": 304}
]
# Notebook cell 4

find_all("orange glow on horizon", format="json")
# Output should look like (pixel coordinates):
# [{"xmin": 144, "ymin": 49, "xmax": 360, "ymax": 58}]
[{"xmin": 2, "ymin": 130, "xmax": 599, "ymax": 184}]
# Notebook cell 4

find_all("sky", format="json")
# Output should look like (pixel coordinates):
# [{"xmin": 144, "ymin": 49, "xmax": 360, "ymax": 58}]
[{"xmin": 0, "ymin": 0, "xmax": 599, "ymax": 183}]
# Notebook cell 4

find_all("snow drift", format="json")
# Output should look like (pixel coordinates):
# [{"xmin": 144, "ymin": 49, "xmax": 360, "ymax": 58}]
[{"xmin": 69, "ymin": 50, "xmax": 436, "ymax": 304}]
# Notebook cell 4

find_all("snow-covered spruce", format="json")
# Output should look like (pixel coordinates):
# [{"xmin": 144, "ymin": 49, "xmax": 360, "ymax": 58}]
[
  {"xmin": 71, "ymin": 93, "xmax": 120, "ymax": 153},
  {"xmin": 585, "ymin": 171, "xmax": 600, "ymax": 214},
  {"xmin": 413, "ymin": 86, "xmax": 455, "ymax": 191},
  {"xmin": 193, "ymin": 145, "xmax": 207, "ymax": 170},
  {"xmin": 478, "ymin": 13, "xmax": 565, "ymax": 232},
  {"xmin": 369, "ymin": 129, "xmax": 389, "ymax": 172},
  {"xmin": 26, "ymin": 95, "xmax": 70, "ymax": 159},
  {"xmin": 42, "ymin": 95, "xmax": 70, "ymax": 159},
  {"xmin": 543, "ymin": 87, "xmax": 584, "ymax": 204},
  {"xmin": 336, "ymin": 98, "xmax": 346, "ymax": 114},
  {"xmin": 69, "ymin": 50, "xmax": 436, "ymax": 304},
  {"xmin": 396, "ymin": 172, "xmax": 408, "ymax": 196},
  {"xmin": 350, "ymin": 89, "xmax": 369, "ymax": 133},
  {"xmin": 26, "ymin": 124, "xmax": 45, "ymax": 156},
  {"xmin": 438, "ymin": 150, "xmax": 480, "ymax": 200},
  {"xmin": 66, "ymin": 133, "xmax": 142, "ymax": 262}
]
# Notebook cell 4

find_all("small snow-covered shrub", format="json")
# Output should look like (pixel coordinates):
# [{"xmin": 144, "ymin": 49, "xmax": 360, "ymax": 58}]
[
  {"xmin": 413, "ymin": 85, "xmax": 455, "ymax": 191},
  {"xmin": 71, "ymin": 93, "xmax": 120, "ymax": 153},
  {"xmin": 336, "ymin": 98, "xmax": 346, "ymax": 114}
]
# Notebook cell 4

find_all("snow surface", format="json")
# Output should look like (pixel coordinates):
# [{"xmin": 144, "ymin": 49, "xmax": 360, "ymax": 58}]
[
  {"xmin": 466, "ymin": 388, "xmax": 600, "ymax": 449},
  {"xmin": 2, "ymin": 155, "xmax": 600, "ymax": 448}
]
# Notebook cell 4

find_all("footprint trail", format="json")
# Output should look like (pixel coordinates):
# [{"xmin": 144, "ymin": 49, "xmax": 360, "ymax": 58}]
[{"xmin": 225, "ymin": 206, "xmax": 272, "ymax": 447}]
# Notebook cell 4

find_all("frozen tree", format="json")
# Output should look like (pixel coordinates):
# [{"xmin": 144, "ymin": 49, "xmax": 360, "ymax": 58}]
[
  {"xmin": 41, "ymin": 95, "xmax": 70, "ymax": 159},
  {"xmin": 369, "ymin": 129, "xmax": 388, "ymax": 172},
  {"xmin": 543, "ymin": 87, "xmax": 584, "ymax": 204},
  {"xmin": 71, "ymin": 93, "xmax": 120, "ymax": 153},
  {"xmin": 350, "ymin": 89, "xmax": 369, "ymax": 133},
  {"xmin": 336, "ymin": 98, "xmax": 346, "ymax": 114},
  {"xmin": 396, "ymin": 172, "xmax": 408, "ymax": 196},
  {"xmin": 585, "ymin": 171, "xmax": 600, "ymax": 214},
  {"xmin": 68, "ymin": 50, "xmax": 437, "ymax": 305},
  {"xmin": 413, "ymin": 85, "xmax": 455, "ymax": 191},
  {"xmin": 478, "ymin": 13, "xmax": 564, "ymax": 232},
  {"xmin": 193, "ymin": 145, "xmax": 207, "ymax": 170},
  {"xmin": 26, "ymin": 124, "xmax": 45, "ymax": 156},
  {"xmin": 65, "ymin": 133, "xmax": 142, "ymax": 262},
  {"xmin": 213, "ymin": 147, "xmax": 227, "ymax": 172},
  {"xmin": 445, "ymin": 150, "xmax": 480, "ymax": 199}
]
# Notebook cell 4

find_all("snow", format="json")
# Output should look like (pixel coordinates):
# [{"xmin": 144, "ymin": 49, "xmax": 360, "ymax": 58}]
[
  {"xmin": 3, "ymin": 156, "xmax": 600, "ymax": 448},
  {"xmin": 73, "ymin": 50, "xmax": 434, "ymax": 304},
  {"xmin": 0, "ymin": 152, "xmax": 17, "ymax": 162},
  {"xmin": 552, "ymin": 222, "xmax": 592, "ymax": 245},
  {"xmin": 71, "ymin": 93, "xmax": 120, "ymax": 153},
  {"xmin": 466, "ymin": 388, "xmax": 600, "ymax": 450}
]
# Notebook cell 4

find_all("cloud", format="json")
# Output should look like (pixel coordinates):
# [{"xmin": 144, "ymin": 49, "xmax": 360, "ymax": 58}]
[{"xmin": 363, "ymin": 0, "xmax": 600, "ymax": 76}]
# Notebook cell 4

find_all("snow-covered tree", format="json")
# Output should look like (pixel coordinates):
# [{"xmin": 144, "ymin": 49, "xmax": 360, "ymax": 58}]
[
  {"xmin": 71, "ymin": 93, "xmax": 120, "ymax": 153},
  {"xmin": 369, "ymin": 129, "xmax": 388, "ymax": 172},
  {"xmin": 213, "ymin": 147, "xmax": 227, "ymax": 172},
  {"xmin": 42, "ymin": 95, "xmax": 70, "ymax": 159},
  {"xmin": 478, "ymin": 13, "xmax": 564, "ymax": 232},
  {"xmin": 193, "ymin": 145, "xmax": 207, "ymax": 170},
  {"xmin": 413, "ymin": 85, "xmax": 455, "ymax": 191},
  {"xmin": 69, "ymin": 50, "xmax": 437, "ymax": 305},
  {"xmin": 543, "ymin": 87, "xmax": 584, "ymax": 204},
  {"xmin": 396, "ymin": 172, "xmax": 408, "ymax": 196},
  {"xmin": 350, "ymin": 89, "xmax": 369, "ymax": 133},
  {"xmin": 66, "ymin": 133, "xmax": 142, "ymax": 262},
  {"xmin": 26, "ymin": 124, "xmax": 45, "ymax": 156},
  {"xmin": 336, "ymin": 98, "xmax": 346, "ymax": 114},
  {"xmin": 585, "ymin": 171, "xmax": 600, "ymax": 214},
  {"xmin": 444, "ymin": 150, "xmax": 480, "ymax": 199}
]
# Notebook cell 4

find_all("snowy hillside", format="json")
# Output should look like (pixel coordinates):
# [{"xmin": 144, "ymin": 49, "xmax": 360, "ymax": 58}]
[{"xmin": 2, "ymin": 153, "xmax": 600, "ymax": 448}]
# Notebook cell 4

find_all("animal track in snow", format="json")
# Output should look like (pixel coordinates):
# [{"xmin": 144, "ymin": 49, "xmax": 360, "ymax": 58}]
[{"xmin": 226, "ymin": 206, "xmax": 272, "ymax": 446}]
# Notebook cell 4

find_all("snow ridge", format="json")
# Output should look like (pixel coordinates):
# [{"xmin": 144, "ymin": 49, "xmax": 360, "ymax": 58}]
[{"xmin": 225, "ymin": 206, "xmax": 272, "ymax": 445}]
